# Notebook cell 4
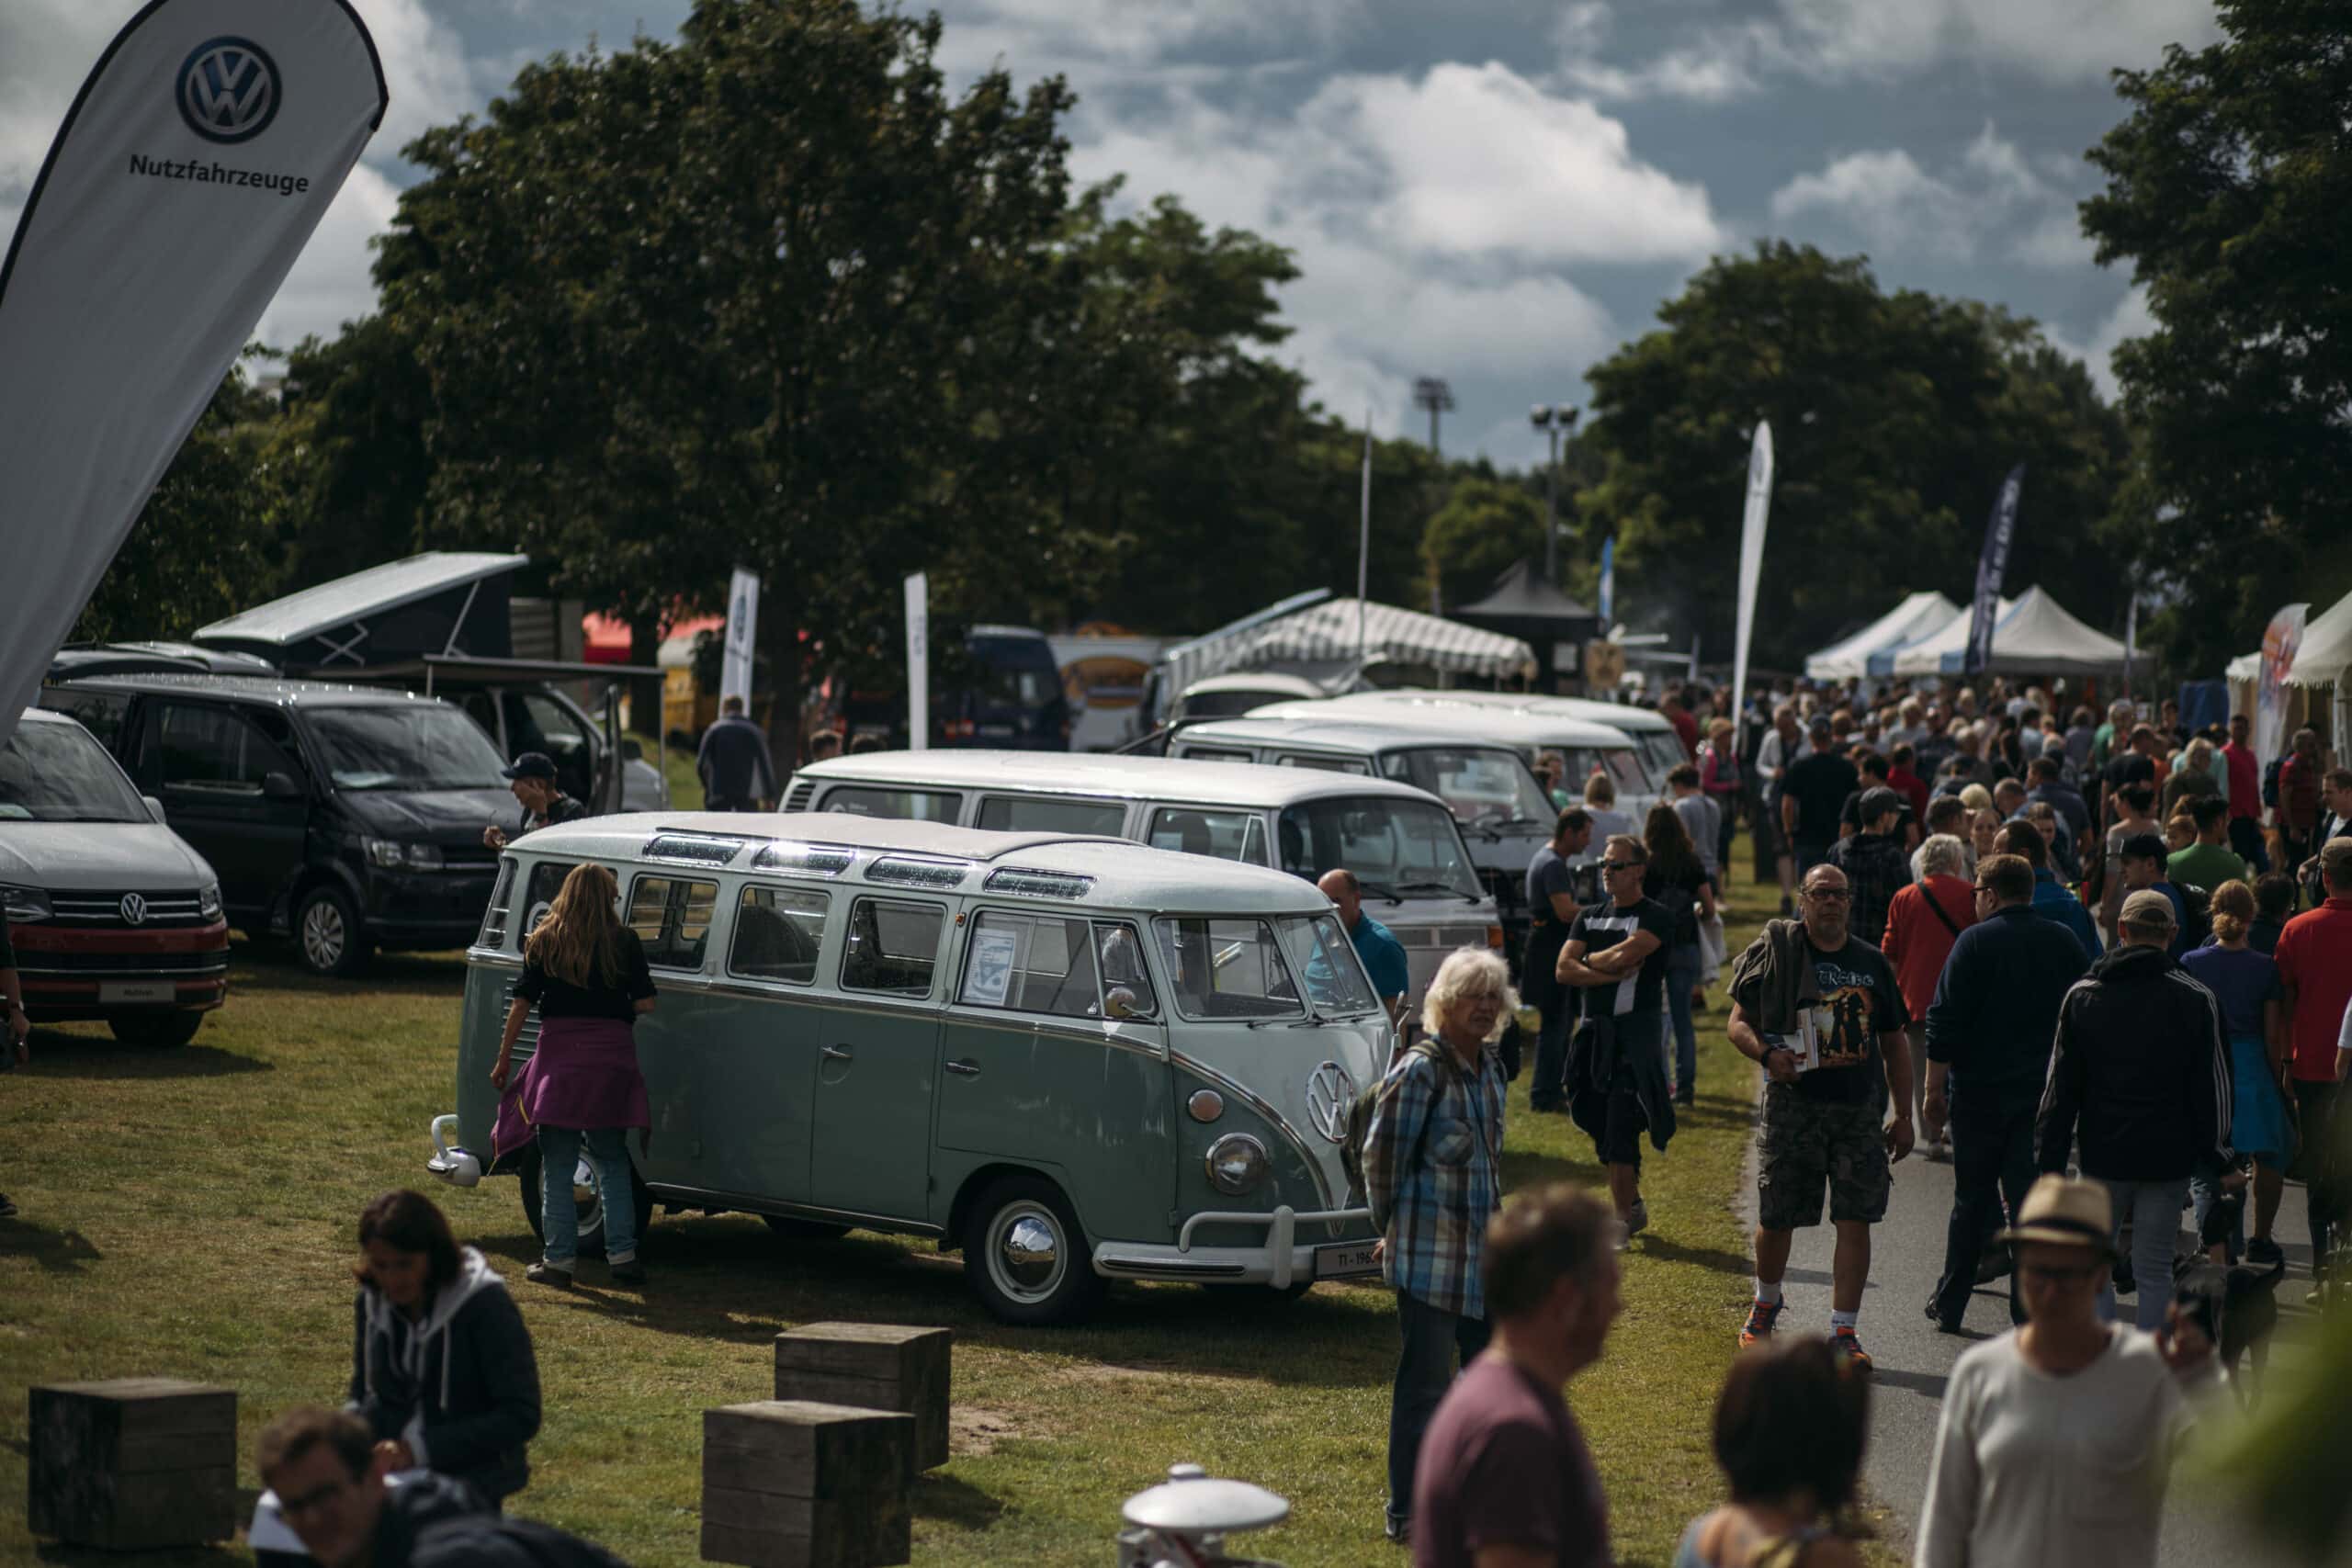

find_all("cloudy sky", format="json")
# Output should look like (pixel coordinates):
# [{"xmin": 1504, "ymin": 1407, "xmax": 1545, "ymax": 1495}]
[{"xmin": 2, "ymin": 0, "xmax": 2211, "ymax": 464}]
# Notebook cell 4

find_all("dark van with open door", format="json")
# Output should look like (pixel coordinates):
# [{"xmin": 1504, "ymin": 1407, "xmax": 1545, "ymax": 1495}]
[{"xmin": 40, "ymin": 673, "xmax": 515, "ymax": 976}]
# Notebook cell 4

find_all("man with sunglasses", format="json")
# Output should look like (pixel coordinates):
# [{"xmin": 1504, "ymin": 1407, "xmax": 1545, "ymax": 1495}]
[
  {"xmin": 1556, "ymin": 835, "xmax": 1679, "ymax": 1244},
  {"xmin": 1728, "ymin": 863, "xmax": 1915, "ymax": 1369},
  {"xmin": 1920, "ymin": 853, "xmax": 2090, "ymax": 1333}
]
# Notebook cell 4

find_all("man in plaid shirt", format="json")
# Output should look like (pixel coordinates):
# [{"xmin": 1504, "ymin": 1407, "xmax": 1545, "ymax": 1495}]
[{"xmin": 1363, "ymin": 948, "xmax": 1511, "ymax": 1544}]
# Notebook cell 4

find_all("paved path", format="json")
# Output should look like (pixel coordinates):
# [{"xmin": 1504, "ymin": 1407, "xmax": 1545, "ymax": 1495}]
[{"xmin": 1742, "ymin": 1117, "xmax": 2314, "ymax": 1566}]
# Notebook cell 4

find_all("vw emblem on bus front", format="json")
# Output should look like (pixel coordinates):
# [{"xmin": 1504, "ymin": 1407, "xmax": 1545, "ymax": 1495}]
[{"xmin": 1305, "ymin": 1062, "xmax": 1354, "ymax": 1144}]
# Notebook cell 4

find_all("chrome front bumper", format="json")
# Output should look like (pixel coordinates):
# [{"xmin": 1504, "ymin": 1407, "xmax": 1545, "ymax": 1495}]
[
  {"xmin": 424, "ymin": 1113, "xmax": 482, "ymax": 1187},
  {"xmin": 1092, "ymin": 1204, "xmax": 1376, "ymax": 1289}
]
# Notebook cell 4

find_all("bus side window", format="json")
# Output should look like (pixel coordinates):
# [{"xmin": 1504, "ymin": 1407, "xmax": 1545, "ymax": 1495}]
[
  {"xmin": 842, "ymin": 899, "xmax": 944, "ymax": 997},
  {"xmin": 729, "ymin": 885, "xmax": 830, "ymax": 985},
  {"xmin": 628, "ymin": 874, "xmax": 718, "ymax": 971}
]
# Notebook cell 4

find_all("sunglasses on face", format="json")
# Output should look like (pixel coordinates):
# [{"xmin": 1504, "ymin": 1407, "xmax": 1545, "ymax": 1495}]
[{"xmin": 1602, "ymin": 859, "xmax": 1645, "ymax": 872}]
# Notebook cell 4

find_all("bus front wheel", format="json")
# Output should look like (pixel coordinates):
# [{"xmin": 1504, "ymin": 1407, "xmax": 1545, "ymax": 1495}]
[{"xmin": 962, "ymin": 1175, "xmax": 1102, "ymax": 1326}]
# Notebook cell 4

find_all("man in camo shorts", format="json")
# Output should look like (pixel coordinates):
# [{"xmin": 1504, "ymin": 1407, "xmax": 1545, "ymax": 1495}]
[{"xmin": 1726, "ymin": 863, "xmax": 1915, "ymax": 1370}]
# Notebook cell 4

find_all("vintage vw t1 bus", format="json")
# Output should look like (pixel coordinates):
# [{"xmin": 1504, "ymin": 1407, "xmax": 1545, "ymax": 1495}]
[{"xmin": 427, "ymin": 813, "xmax": 1389, "ymax": 1324}]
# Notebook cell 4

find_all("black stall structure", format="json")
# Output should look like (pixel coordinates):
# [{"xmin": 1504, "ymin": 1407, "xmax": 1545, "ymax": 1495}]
[{"xmin": 1451, "ymin": 559, "xmax": 1604, "ymax": 695}]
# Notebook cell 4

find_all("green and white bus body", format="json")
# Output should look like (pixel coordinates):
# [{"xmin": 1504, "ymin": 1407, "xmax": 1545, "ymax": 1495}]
[{"xmin": 430, "ymin": 812, "xmax": 1388, "ymax": 1325}]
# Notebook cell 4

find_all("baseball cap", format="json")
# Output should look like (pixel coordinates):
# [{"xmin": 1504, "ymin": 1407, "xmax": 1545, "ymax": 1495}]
[
  {"xmin": 501, "ymin": 751, "xmax": 559, "ymax": 783},
  {"xmin": 2120, "ymin": 888, "xmax": 2179, "ymax": 930},
  {"xmin": 2118, "ymin": 831, "xmax": 2168, "ymax": 863},
  {"xmin": 1859, "ymin": 786, "xmax": 1904, "ymax": 823}
]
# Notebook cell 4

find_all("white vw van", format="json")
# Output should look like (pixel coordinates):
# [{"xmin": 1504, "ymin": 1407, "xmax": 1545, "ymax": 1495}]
[
  {"xmin": 782, "ymin": 751, "xmax": 1500, "ymax": 1007},
  {"xmin": 1314, "ymin": 689, "xmax": 1687, "ymax": 786},
  {"xmin": 431, "ymin": 814, "xmax": 1388, "ymax": 1324}
]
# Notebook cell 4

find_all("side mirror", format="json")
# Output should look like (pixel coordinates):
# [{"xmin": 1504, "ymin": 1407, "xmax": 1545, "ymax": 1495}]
[
  {"xmin": 142, "ymin": 795, "xmax": 167, "ymax": 825},
  {"xmin": 262, "ymin": 772, "xmax": 302, "ymax": 800},
  {"xmin": 622, "ymin": 739, "xmax": 644, "ymax": 762},
  {"xmin": 1105, "ymin": 987, "xmax": 1146, "ymax": 1021}
]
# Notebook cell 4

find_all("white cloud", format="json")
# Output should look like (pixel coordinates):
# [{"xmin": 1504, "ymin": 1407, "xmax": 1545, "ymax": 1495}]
[
  {"xmin": 2050, "ymin": 285, "xmax": 2154, "ymax": 400},
  {"xmin": 351, "ymin": 0, "xmax": 481, "ymax": 155},
  {"xmin": 934, "ymin": 0, "xmax": 1361, "ymax": 82},
  {"xmin": 253, "ymin": 163, "xmax": 404, "ymax": 350},
  {"xmin": 1551, "ymin": 0, "xmax": 2218, "ymax": 103},
  {"xmin": 1770, "ymin": 122, "xmax": 2091, "ymax": 266}
]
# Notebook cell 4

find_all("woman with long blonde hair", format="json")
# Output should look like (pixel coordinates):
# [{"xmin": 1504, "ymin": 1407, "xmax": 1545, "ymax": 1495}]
[{"xmin": 491, "ymin": 862, "xmax": 657, "ymax": 1288}]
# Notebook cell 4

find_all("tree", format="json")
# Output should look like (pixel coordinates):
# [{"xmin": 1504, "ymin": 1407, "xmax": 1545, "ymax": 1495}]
[
  {"xmin": 376, "ymin": 0, "xmax": 1094, "ymax": 749},
  {"xmin": 2080, "ymin": 1, "xmax": 2352, "ymax": 673},
  {"xmin": 1420, "ymin": 478, "xmax": 1544, "ymax": 612},
  {"xmin": 1577, "ymin": 243, "xmax": 2134, "ymax": 670},
  {"xmin": 264, "ymin": 315, "xmax": 435, "ymax": 596},
  {"xmin": 74, "ymin": 367, "xmax": 282, "ymax": 644}
]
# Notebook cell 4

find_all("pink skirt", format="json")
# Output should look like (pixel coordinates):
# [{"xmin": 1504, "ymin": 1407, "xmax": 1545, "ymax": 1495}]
[{"xmin": 492, "ymin": 1016, "xmax": 648, "ymax": 1165}]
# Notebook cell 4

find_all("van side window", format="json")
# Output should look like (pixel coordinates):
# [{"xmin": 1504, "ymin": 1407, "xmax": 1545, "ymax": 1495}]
[
  {"xmin": 628, "ymin": 874, "xmax": 718, "ymax": 970},
  {"xmin": 958, "ymin": 910, "xmax": 1102, "ymax": 1018},
  {"xmin": 1094, "ymin": 921, "xmax": 1159, "ymax": 1020},
  {"xmin": 974, "ymin": 795, "xmax": 1125, "ymax": 836},
  {"xmin": 1174, "ymin": 747, "xmax": 1253, "ymax": 763},
  {"xmin": 820, "ymin": 786, "xmax": 961, "ymax": 822},
  {"xmin": 40, "ymin": 688, "xmax": 129, "ymax": 750},
  {"xmin": 522, "ymin": 861, "xmax": 581, "ymax": 941},
  {"xmin": 1274, "ymin": 753, "xmax": 1368, "ymax": 774},
  {"xmin": 729, "ymin": 885, "xmax": 829, "ymax": 985},
  {"xmin": 153, "ymin": 702, "xmax": 292, "ymax": 794},
  {"xmin": 1152, "ymin": 917, "xmax": 1304, "ymax": 1021},
  {"xmin": 479, "ymin": 861, "xmax": 517, "ymax": 949},
  {"xmin": 1148, "ymin": 807, "xmax": 1268, "ymax": 866},
  {"xmin": 841, "ymin": 898, "xmax": 944, "ymax": 997}
]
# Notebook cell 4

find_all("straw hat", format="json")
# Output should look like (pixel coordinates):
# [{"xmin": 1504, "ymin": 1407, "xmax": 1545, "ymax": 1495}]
[{"xmin": 1996, "ymin": 1174, "xmax": 2115, "ymax": 1254}]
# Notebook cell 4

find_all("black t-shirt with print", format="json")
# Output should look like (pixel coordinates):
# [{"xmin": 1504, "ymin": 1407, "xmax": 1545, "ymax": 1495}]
[
  {"xmin": 1766, "ymin": 937, "xmax": 1908, "ymax": 1106},
  {"xmin": 1566, "ymin": 897, "xmax": 1676, "ymax": 1017}
]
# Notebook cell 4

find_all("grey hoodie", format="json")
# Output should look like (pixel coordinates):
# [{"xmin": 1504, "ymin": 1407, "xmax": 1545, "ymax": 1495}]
[{"xmin": 350, "ymin": 1247, "xmax": 541, "ymax": 1503}]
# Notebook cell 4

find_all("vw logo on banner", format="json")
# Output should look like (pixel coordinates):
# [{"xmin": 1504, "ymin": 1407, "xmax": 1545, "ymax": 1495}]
[
  {"xmin": 178, "ymin": 38, "xmax": 281, "ymax": 144},
  {"xmin": 119, "ymin": 893, "xmax": 149, "ymax": 926},
  {"xmin": 1305, "ymin": 1062, "xmax": 1355, "ymax": 1145}
]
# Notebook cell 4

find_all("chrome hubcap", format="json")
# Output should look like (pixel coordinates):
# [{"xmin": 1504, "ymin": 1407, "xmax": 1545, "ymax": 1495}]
[
  {"xmin": 572, "ymin": 1157, "xmax": 605, "ymax": 1238},
  {"xmin": 302, "ymin": 901, "xmax": 345, "ymax": 969},
  {"xmin": 990, "ymin": 1203, "xmax": 1064, "ymax": 1303}
]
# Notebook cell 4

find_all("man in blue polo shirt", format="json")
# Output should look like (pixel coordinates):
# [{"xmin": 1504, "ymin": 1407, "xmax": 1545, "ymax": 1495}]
[{"xmin": 1319, "ymin": 868, "xmax": 1411, "ymax": 1028}]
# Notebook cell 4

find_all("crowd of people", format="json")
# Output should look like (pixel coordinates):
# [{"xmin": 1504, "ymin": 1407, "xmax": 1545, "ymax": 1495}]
[{"xmin": 1361, "ymin": 673, "xmax": 2352, "ymax": 1565}]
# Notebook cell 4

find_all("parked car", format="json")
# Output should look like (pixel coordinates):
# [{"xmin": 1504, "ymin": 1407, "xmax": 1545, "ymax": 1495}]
[
  {"xmin": 428, "ymin": 812, "xmax": 1387, "ymax": 1323},
  {"xmin": 1170, "ymin": 672, "xmax": 1329, "ymax": 722},
  {"xmin": 0, "ymin": 707, "xmax": 229, "ymax": 1046},
  {"xmin": 781, "ymin": 750, "xmax": 1500, "ymax": 1010},
  {"xmin": 39, "ymin": 673, "xmax": 513, "ymax": 976}
]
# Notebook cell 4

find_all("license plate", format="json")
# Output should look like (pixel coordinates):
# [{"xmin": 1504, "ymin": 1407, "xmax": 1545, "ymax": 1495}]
[
  {"xmin": 98, "ymin": 982, "xmax": 174, "ymax": 1004},
  {"xmin": 1315, "ymin": 1242, "xmax": 1381, "ymax": 1279}
]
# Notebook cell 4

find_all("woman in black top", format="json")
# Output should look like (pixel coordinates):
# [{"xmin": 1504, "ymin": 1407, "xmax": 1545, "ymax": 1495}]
[
  {"xmin": 1644, "ymin": 803, "xmax": 1717, "ymax": 1107},
  {"xmin": 490, "ymin": 863, "xmax": 656, "ymax": 1288}
]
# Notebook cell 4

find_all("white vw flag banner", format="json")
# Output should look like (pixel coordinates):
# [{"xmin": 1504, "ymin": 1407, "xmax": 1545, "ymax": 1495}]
[
  {"xmin": 0, "ymin": 0, "xmax": 386, "ymax": 744},
  {"xmin": 720, "ymin": 568, "xmax": 759, "ymax": 711},
  {"xmin": 1730, "ymin": 422, "xmax": 1774, "ymax": 752},
  {"xmin": 904, "ymin": 572, "xmax": 930, "ymax": 750}
]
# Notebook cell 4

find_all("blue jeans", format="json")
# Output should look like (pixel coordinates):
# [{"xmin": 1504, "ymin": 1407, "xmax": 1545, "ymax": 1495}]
[
  {"xmin": 1665, "ymin": 945, "xmax": 1702, "ymax": 1096},
  {"xmin": 2098, "ymin": 1176, "xmax": 2188, "ymax": 1330},
  {"xmin": 538, "ymin": 1125, "xmax": 638, "ymax": 1266},
  {"xmin": 1386, "ymin": 1291, "xmax": 1489, "ymax": 1529}
]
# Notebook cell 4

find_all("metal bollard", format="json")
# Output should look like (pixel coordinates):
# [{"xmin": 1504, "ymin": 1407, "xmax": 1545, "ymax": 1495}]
[{"xmin": 1115, "ymin": 1462, "xmax": 1289, "ymax": 1567}]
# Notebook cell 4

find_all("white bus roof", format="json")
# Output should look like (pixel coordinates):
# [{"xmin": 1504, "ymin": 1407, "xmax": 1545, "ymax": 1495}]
[
  {"xmin": 1246, "ymin": 700, "xmax": 1632, "ymax": 750},
  {"xmin": 1177, "ymin": 671, "xmax": 1329, "ymax": 700},
  {"xmin": 509, "ymin": 810, "xmax": 1334, "ymax": 915},
  {"xmin": 1312, "ymin": 689, "xmax": 1676, "ymax": 735},
  {"xmin": 1173, "ymin": 715, "xmax": 1557, "ymax": 758},
  {"xmin": 791, "ymin": 750, "xmax": 1453, "ymax": 809}
]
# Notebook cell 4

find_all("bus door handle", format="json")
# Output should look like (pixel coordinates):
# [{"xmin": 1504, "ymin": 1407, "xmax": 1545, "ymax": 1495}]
[
  {"xmin": 944, "ymin": 1058, "xmax": 981, "ymax": 1077},
  {"xmin": 821, "ymin": 1045, "xmax": 853, "ymax": 1063}
]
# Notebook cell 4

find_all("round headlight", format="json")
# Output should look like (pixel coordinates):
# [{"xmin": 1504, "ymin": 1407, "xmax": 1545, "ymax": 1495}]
[{"xmin": 1204, "ymin": 1133, "xmax": 1270, "ymax": 1196}]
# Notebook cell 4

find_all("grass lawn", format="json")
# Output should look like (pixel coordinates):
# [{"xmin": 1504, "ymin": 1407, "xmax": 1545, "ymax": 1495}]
[{"xmin": 1, "ymin": 844, "xmax": 1806, "ymax": 1567}]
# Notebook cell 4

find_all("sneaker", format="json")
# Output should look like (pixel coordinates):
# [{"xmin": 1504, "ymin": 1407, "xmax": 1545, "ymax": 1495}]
[
  {"xmin": 1384, "ymin": 1515, "xmax": 1410, "ymax": 1546},
  {"xmin": 1626, "ymin": 1199, "xmax": 1649, "ymax": 1239},
  {"xmin": 609, "ymin": 1258, "xmax": 646, "ymax": 1286},
  {"xmin": 1739, "ymin": 1298, "xmax": 1784, "ymax": 1348},
  {"xmin": 1675, "ymin": 1087, "xmax": 1696, "ymax": 1108},
  {"xmin": 526, "ymin": 1260, "xmax": 573, "ymax": 1288},
  {"xmin": 2247, "ymin": 1236, "xmax": 2285, "ymax": 1267},
  {"xmin": 1831, "ymin": 1327, "xmax": 1873, "ymax": 1371}
]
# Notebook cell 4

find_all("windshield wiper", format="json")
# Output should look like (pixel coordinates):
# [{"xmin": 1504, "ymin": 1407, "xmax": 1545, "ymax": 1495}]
[
  {"xmin": 1354, "ymin": 878, "xmax": 1406, "ymax": 906},
  {"xmin": 1394, "ymin": 880, "xmax": 1482, "ymax": 902}
]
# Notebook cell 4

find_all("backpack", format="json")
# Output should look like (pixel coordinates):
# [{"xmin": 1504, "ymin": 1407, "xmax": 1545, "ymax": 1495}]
[
  {"xmin": 2263, "ymin": 757, "xmax": 2283, "ymax": 809},
  {"xmin": 1340, "ymin": 1040, "xmax": 1444, "ymax": 1201},
  {"xmin": 2174, "ymin": 882, "xmax": 2212, "ymax": 952}
]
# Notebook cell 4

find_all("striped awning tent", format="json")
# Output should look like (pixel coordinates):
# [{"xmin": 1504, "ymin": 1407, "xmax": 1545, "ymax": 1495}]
[{"xmin": 1161, "ymin": 595, "xmax": 1535, "ymax": 697}]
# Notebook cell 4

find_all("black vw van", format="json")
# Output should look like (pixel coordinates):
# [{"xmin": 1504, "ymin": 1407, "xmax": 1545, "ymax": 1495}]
[{"xmin": 40, "ymin": 673, "xmax": 517, "ymax": 976}]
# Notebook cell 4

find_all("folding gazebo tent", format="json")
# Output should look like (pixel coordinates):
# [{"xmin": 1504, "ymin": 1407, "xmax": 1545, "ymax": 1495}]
[
  {"xmin": 2281, "ymin": 587, "xmax": 2352, "ymax": 749},
  {"xmin": 1890, "ymin": 586, "xmax": 2128, "ymax": 680},
  {"xmin": 1156, "ymin": 594, "xmax": 1535, "ymax": 703},
  {"xmin": 1805, "ymin": 591, "xmax": 1962, "ymax": 682}
]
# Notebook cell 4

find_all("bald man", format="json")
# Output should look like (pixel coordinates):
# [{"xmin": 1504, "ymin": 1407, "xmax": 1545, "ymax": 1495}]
[{"xmin": 1320, "ymin": 868, "xmax": 1410, "ymax": 1028}]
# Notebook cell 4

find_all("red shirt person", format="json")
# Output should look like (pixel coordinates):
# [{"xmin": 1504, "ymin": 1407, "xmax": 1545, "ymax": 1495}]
[
  {"xmin": 2274, "ymin": 839, "xmax": 2352, "ymax": 1269},
  {"xmin": 1881, "ymin": 834, "xmax": 1976, "ymax": 1128}
]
